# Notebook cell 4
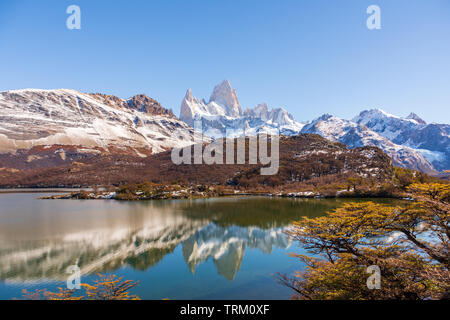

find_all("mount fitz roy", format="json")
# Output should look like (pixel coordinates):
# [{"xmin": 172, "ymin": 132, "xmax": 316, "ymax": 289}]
[
  {"xmin": 180, "ymin": 80, "xmax": 448, "ymax": 174},
  {"xmin": 180, "ymin": 80, "xmax": 305, "ymax": 138}
]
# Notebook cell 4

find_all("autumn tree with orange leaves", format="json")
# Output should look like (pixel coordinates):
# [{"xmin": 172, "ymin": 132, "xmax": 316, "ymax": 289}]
[
  {"xmin": 22, "ymin": 274, "xmax": 140, "ymax": 300},
  {"xmin": 279, "ymin": 183, "xmax": 449, "ymax": 300}
]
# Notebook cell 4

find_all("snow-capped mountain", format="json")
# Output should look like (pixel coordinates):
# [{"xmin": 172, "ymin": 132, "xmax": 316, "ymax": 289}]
[
  {"xmin": 353, "ymin": 109, "xmax": 425, "ymax": 142},
  {"xmin": 353, "ymin": 109, "xmax": 450, "ymax": 171},
  {"xmin": 180, "ymin": 80, "xmax": 305, "ymax": 138},
  {"xmin": 0, "ymin": 89, "xmax": 197, "ymax": 158},
  {"xmin": 179, "ymin": 81, "xmax": 446, "ymax": 174},
  {"xmin": 1, "ymin": 85, "xmax": 447, "ymax": 175},
  {"xmin": 300, "ymin": 114, "xmax": 436, "ymax": 174}
]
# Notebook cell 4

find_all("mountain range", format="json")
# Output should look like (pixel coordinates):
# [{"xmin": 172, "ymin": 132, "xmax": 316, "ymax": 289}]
[
  {"xmin": 180, "ymin": 80, "xmax": 448, "ymax": 175},
  {"xmin": 0, "ymin": 89, "xmax": 196, "ymax": 158},
  {"xmin": 0, "ymin": 81, "xmax": 447, "ymax": 183}
]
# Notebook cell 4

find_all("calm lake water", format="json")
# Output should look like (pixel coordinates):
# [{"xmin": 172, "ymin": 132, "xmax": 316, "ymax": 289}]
[{"xmin": 0, "ymin": 193, "xmax": 402, "ymax": 300}]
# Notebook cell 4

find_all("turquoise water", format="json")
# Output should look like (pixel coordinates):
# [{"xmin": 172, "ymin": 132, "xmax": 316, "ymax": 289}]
[{"xmin": 0, "ymin": 193, "xmax": 401, "ymax": 300}]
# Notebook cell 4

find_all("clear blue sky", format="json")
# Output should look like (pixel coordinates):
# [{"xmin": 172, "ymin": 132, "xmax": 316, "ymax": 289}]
[{"xmin": 1, "ymin": 0, "xmax": 449, "ymax": 123}]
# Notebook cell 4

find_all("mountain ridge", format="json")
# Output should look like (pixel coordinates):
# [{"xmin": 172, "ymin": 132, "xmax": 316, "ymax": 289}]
[
  {"xmin": 0, "ymin": 83, "xmax": 447, "ymax": 182},
  {"xmin": 180, "ymin": 81, "xmax": 448, "ymax": 174},
  {"xmin": 0, "ymin": 88, "xmax": 196, "ymax": 157},
  {"xmin": 353, "ymin": 108, "xmax": 449, "ymax": 171},
  {"xmin": 300, "ymin": 114, "xmax": 436, "ymax": 174}
]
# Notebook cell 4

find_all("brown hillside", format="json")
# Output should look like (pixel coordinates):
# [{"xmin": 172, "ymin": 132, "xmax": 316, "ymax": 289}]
[{"xmin": 0, "ymin": 134, "xmax": 393, "ymax": 188}]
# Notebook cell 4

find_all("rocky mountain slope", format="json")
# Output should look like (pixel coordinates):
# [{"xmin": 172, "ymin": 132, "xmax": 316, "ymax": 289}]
[
  {"xmin": 0, "ymin": 134, "xmax": 393, "ymax": 188},
  {"xmin": 300, "ymin": 114, "xmax": 436, "ymax": 174},
  {"xmin": 0, "ymin": 89, "xmax": 196, "ymax": 159},
  {"xmin": 353, "ymin": 109, "xmax": 450, "ymax": 171}
]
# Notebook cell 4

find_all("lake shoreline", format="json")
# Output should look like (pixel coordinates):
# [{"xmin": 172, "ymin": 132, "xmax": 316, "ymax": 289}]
[
  {"xmin": 39, "ymin": 188, "xmax": 410, "ymax": 201},
  {"xmin": 0, "ymin": 182, "xmax": 410, "ymax": 201}
]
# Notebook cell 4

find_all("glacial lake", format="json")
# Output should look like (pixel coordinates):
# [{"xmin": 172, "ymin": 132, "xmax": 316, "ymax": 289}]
[{"xmin": 0, "ymin": 193, "xmax": 402, "ymax": 300}]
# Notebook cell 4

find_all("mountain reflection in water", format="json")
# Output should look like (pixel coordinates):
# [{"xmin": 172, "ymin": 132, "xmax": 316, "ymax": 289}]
[
  {"xmin": 0, "ymin": 195, "xmax": 344, "ymax": 283},
  {"xmin": 0, "ymin": 193, "xmax": 403, "ymax": 299}
]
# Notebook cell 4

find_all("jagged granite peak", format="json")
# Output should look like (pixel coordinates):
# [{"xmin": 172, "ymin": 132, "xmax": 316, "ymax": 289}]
[
  {"xmin": 185, "ymin": 88, "xmax": 193, "ymax": 100},
  {"xmin": 179, "ymin": 82, "xmax": 304, "ymax": 138},
  {"xmin": 180, "ymin": 87, "xmax": 227, "ymax": 127},
  {"xmin": 244, "ymin": 103, "xmax": 297, "ymax": 127},
  {"xmin": 406, "ymin": 112, "xmax": 426, "ymax": 125},
  {"xmin": 179, "ymin": 89, "xmax": 195, "ymax": 126},
  {"xmin": 244, "ymin": 103, "xmax": 269, "ymax": 120},
  {"xmin": 0, "ymin": 88, "xmax": 195, "ymax": 157},
  {"xmin": 209, "ymin": 80, "xmax": 242, "ymax": 117}
]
